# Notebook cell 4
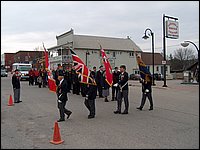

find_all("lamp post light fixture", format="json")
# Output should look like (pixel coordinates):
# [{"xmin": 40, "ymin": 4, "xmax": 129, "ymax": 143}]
[
  {"xmin": 142, "ymin": 28, "xmax": 156, "ymax": 86},
  {"xmin": 181, "ymin": 40, "xmax": 199, "ymax": 82}
]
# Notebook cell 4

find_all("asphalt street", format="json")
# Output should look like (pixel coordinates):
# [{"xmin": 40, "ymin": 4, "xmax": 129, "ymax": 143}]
[{"xmin": 1, "ymin": 75, "xmax": 199, "ymax": 149}]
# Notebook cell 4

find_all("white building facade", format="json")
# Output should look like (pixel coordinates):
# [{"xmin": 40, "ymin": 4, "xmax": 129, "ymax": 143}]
[{"xmin": 48, "ymin": 29, "xmax": 143, "ymax": 74}]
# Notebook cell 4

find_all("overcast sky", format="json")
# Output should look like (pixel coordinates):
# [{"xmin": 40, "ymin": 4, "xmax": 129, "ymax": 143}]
[{"xmin": 1, "ymin": 1, "xmax": 199, "ymax": 56}]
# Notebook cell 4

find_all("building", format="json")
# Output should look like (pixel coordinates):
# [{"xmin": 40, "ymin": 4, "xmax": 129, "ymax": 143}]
[
  {"xmin": 141, "ymin": 52, "xmax": 172, "ymax": 79},
  {"xmin": 48, "ymin": 29, "xmax": 142, "ymax": 74},
  {"xmin": 1, "ymin": 50, "xmax": 44, "ymax": 71},
  {"xmin": 1, "ymin": 53, "xmax": 15, "ymax": 71},
  {"xmin": 13, "ymin": 50, "xmax": 44, "ymax": 64}
]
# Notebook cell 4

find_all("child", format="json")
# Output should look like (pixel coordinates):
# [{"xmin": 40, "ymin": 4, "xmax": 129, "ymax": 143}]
[{"xmin": 37, "ymin": 75, "xmax": 42, "ymax": 88}]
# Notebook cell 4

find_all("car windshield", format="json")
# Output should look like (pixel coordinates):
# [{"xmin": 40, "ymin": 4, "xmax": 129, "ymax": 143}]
[{"xmin": 18, "ymin": 66, "xmax": 31, "ymax": 71}]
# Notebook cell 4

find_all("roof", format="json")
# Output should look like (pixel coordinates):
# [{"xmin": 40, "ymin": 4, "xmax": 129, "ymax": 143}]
[
  {"xmin": 73, "ymin": 34, "xmax": 142, "ymax": 52},
  {"xmin": 141, "ymin": 52, "xmax": 170, "ymax": 65}
]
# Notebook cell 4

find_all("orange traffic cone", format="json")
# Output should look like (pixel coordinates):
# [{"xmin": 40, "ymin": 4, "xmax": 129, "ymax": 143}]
[
  {"xmin": 8, "ymin": 95, "xmax": 14, "ymax": 106},
  {"xmin": 50, "ymin": 121, "xmax": 64, "ymax": 144}
]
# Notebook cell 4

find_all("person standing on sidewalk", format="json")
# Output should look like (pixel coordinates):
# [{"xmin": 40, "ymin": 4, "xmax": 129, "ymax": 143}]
[
  {"xmin": 12, "ymin": 69, "xmax": 22, "ymax": 103},
  {"xmin": 137, "ymin": 74, "xmax": 153, "ymax": 111}
]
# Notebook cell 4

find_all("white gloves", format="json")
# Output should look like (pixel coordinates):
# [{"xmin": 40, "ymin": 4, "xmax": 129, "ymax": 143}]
[
  {"xmin": 58, "ymin": 100, "xmax": 62, "ymax": 103},
  {"xmin": 113, "ymin": 83, "xmax": 118, "ymax": 87}
]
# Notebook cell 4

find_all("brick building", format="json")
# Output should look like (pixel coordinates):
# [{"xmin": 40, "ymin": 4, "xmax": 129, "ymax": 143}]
[
  {"xmin": 1, "ymin": 50, "xmax": 44, "ymax": 71},
  {"xmin": 1, "ymin": 53, "xmax": 15, "ymax": 71}
]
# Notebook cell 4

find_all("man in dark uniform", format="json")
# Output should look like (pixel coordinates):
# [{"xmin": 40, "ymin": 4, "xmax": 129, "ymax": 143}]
[
  {"xmin": 56, "ymin": 71, "xmax": 72, "ymax": 122},
  {"xmin": 113, "ymin": 65, "xmax": 129, "ymax": 114},
  {"xmin": 84, "ymin": 71, "xmax": 97, "ymax": 119},
  {"xmin": 137, "ymin": 74, "xmax": 153, "ymax": 111},
  {"xmin": 96, "ymin": 65, "xmax": 104, "ymax": 98},
  {"xmin": 72, "ymin": 67, "xmax": 80, "ymax": 95},
  {"xmin": 112, "ymin": 67, "xmax": 120, "ymax": 101}
]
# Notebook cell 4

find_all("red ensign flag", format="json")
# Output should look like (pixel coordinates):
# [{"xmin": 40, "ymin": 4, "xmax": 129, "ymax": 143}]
[{"xmin": 101, "ymin": 48, "xmax": 113, "ymax": 87}]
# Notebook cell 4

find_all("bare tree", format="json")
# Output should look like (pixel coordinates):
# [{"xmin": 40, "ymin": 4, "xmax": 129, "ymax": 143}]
[{"xmin": 173, "ymin": 48, "xmax": 196, "ymax": 70}]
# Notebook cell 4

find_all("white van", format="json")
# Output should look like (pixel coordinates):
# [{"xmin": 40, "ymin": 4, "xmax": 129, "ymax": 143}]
[{"xmin": 12, "ymin": 63, "xmax": 32, "ymax": 80}]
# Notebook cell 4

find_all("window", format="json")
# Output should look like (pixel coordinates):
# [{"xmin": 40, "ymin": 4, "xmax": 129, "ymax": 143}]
[
  {"xmin": 113, "ymin": 52, "xmax": 116, "ymax": 58},
  {"xmin": 156, "ymin": 66, "xmax": 159, "ymax": 71},
  {"xmin": 129, "ymin": 52, "xmax": 134, "ymax": 57}
]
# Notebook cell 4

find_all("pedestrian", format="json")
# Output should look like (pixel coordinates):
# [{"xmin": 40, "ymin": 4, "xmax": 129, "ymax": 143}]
[
  {"xmin": 113, "ymin": 65, "xmax": 129, "ymax": 114},
  {"xmin": 34, "ymin": 68, "xmax": 39, "ymax": 85},
  {"xmin": 84, "ymin": 71, "xmax": 97, "ymax": 119},
  {"xmin": 102, "ymin": 70, "xmax": 110, "ymax": 102},
  {"xmin": 12, "ymin": 69, "xmax": 22, "ymax": 103},
  {"xmin": 137, "ymin": 74, "xmax": 153, "ymax": 111},
  {"xmin": 96, "ymin": 65, "xmax": 104, "ymax": 98},
  {"xmin": 37, "ymin": 75, "xmax": 42, "ymax": 88},
  {"xmin": 56, "ymin": 71, "xmax": 72, "ymax": 122},
  {"xmin": 112, "ymin": 67, "xmax": 120, "ymax": 101},
  {"xmin": 29, "ymin": 68, "xmax": 34, "ymax": 86}
]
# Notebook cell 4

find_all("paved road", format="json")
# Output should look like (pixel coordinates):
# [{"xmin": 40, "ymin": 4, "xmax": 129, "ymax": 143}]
[{"xmin": 1, "ymin": 76, "xmax": 199, "ymax": 149}]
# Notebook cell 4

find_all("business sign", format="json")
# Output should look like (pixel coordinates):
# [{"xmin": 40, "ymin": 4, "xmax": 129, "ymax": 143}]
[
  {"xmin": 162, "ymin": 61, "xmax": 166, "ymax": 65},
  {"xmin": 166, "ymin": 20, "xmax": 179, "ymax": 39}
]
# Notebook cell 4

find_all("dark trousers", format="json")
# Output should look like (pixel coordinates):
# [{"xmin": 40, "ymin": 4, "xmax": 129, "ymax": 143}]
[
  {"xmin": 84, "ymin": 99, "xmax": 95, "ymax": 116},
  {"xmin": 116, "ymin": 90, "xmax": 129, "ymax": 113},
  {"xmin": 140, "ymin": 92, "xmax": 153, "ymax": 109},
  {"xmin": 112, "ymin": 86, "xmax": 118, "ymax": 100},
  {"xmin": 34, "ymin": 76, "xmax": 38, "ymax": 85},
  {"xmin": 73, "ymin": 82, "xmax": 80, "ymax": 95},
  {"xmin": 29, "ymin": 76, "xmax": 34, "ymax": 85},
  {"xmin": 81, "ymin": 84, "xmax": 87, "ymax": 97},
  {"xmin": 97, "ymin": 84, "xmax": 103, "ymax": 97},
  {"xmin": 13, "ymin": 88, "xmax": 20, "ymax": 102},
  {"xmin": 57, "ymin": 101, "xmax": 72, "ymax": 120}
]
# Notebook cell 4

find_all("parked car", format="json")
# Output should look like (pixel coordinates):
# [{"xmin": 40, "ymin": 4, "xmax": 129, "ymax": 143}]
[
  {"xmin": 129, "ymin": 73, "xmax": 140, "ymax": 80},
  {"xmin": 1, "ymin": 69, "xmax": 8, "ymax": 77},
  {"xmin": 153, "ymin": 73, "xmax": 164, "ymax": 80}
]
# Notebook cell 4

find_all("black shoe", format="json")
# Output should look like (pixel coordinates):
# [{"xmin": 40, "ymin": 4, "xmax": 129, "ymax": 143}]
[
  {"xmin": 121, "ymin": 111, "xmax": 128, "ymax": 114},
  {"xmin": 88, "ymin": 115, "xmax": 95, "ymax": 119},
  {"xmin": 114, "ymin": 110, "xmax": 121, "ymax": 114},
  {"xmin": 14, "ymin": 101, "xmax": 19, "ymax": 103},
  {"xmin": 136, "ymin": 107, "xmax": 142, "ymax": 110},
  {"xmin": 67, "ymin": 112, "xmax": 72, "ymax": 119},
  {"xmin": 18, "ymin": 101, "xmax": 22, "ymax": 103},
  {"xmin": 105, "ymin": 99, "xmax": 109, "ymax": 102},
  {"xmin": 57, "ymin": 119, "xmax": 65, "ymax": 122},
  {"xmin": 149, "ymin": 108, "xmax": 153, "ymax": 111}
]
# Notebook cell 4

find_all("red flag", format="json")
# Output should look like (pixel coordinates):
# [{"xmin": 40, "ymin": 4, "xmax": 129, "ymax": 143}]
[
  {"xmin": 43, "ymin": 43, "xmax": 49, "ymax": 70},
  {"xmin": 101, "ymin": 48, "xmax": 113, "ymax": 86},
  {"xmin": 48, "ymin": 78, "xmax": 57, "ymax": 92},
  {"xmin": 70, "ymin": 49, "xmax": 95, "ymax": 85}
]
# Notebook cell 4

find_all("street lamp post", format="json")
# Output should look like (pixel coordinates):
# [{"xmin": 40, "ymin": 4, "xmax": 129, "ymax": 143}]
[{"xmin": 142, "ymin": 28, "xmax": 156, "ymax": 86}]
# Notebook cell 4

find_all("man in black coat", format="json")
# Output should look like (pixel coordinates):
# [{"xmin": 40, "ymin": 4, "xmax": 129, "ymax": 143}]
[
  {"xmin": 12, "ymin": 69, "xmax": 22, "ymax": 103},
  {"xmin": 113, "ymin": 65, "xmax": 129, "ymax": 114},
  {"xmin": 112, "ymin": 67, "xmax": 120, "ymax": 101},
  {"xmin": 84, "ymin": 71, "xmax": 97, "ymax": 119},
  {"xmin": 137, "ymin": 74, "xmax": 153, "ymax": 111},
  {"xmin": 96, "ymin": 65, "xmax": 104, "ymax": 98},
  {"xmin": 56, "ymin": 72, "xmax": 72, "ymax": 122},
  {"xmin": 72, "ymin": 68, "xmax": 80, "ymax": 95}
]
